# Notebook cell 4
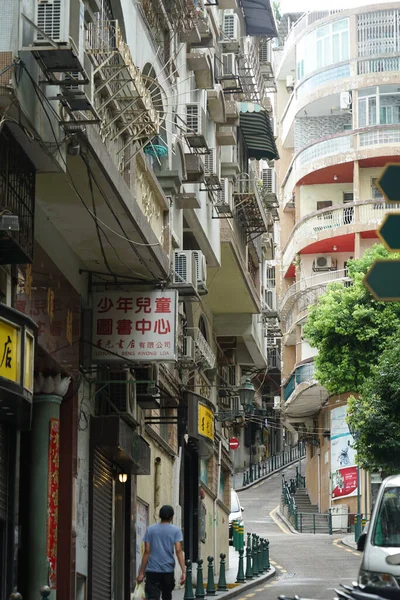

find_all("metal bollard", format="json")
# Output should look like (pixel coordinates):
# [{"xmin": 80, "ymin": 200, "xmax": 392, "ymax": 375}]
[
  {"xmin": 236, "ymin": 548, "xmax": 246, "ymax": 583},
  {"xmin": 252, "ymin": 534, "xmax": 258, "ymax": 576},
  {"xmin": 40, "ymin": 588, "xmax": 51, "ymax": 600},
  {"xmin": 184, "ymin": 560, "xmax": 196, "ymax": 600},
  {"xmin": 206, "ymin": 556, "xmax": 216, "ymax": 596},
  {"xmin": 195, "ymin": 559, "xmax": 205, "ymax": 598},
  {"xmin": 258, "ymin": 538, "xmax": 263, "ymax": 572},
  {"xmin": 258, "ymin": 462, "xmax": 261, "ymax": 478},
  {"xmin": 265, "ymin": 539, "xmax": 270, "ymax": 570},
  {"xmin": 245, "ymin": 545, "xmax": 253, "ymax": 579},
  {"xmin": 218, "ymin": 553, "xmax": 228, "ymax": 591},
  {"xmin": 242, "ymin": 471, "xmax": 247, "ymax": 487},
  {"xmin": 233, "ymin": 520, "xmax": 237, "ymax": 550}
]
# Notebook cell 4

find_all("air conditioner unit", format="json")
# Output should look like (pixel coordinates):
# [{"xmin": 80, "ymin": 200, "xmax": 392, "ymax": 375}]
[
  {"xmin": 185, "ymin": 103, "xmax": 206, "ymax": 136},
  {"xmin": 259, "ymin": 39, "xmax": 271, "ymax": 63},
  {"xmin": 230, "ymin": 395, "xmax": 241, "ymax": 414},
  {"xmin": 173, "ymin": 250, "xmax": 198, "ymax": 290},
  {"xmin": 181, "ymin": 336, "xmax": 195, "ymax": 363},
  {"xmin": 340, "ymin": 91, "xmax": 352, "ymax": 110},
  {"xmin": 262, "ymin": 168, "xmax": 277, "ymax": 194},
  {"xmin": 315, "ymin": 255, "xmax": 332, "ymax": 269},
  {"xmin": 203, "ymin": 148, "xmax": 218, "ymax": 176},
  {"xmin": 192, "ymin": 250, "xmax": 207, "ymax": 292},
  {"xmin": 286, "ymin": 75, "xmax": 295, "ymax": 92},
  {"xmin": 134, "ymin": 364, "xmax": 160, "ymax": 409},
  {"xmin": 273, "ymin": 396, "xmax": 281, "ymax": 410},
  {"xmin": 35, "ymin": 0, "xmax": 85, "ymax": 64},
  {"xmin": 108, "ymin": 369, "xmax": 137, "ymax": 423},
  {"xmin": 222, "ymin": 13, "xmax": 239, "ymax": 42},
  {"xmin": 263, "ymin": 97, "xmax": 272, "ymax": 113},
  {"xmin": 222, "ymin": 53, "xmax": 238, "ymax": 77}
]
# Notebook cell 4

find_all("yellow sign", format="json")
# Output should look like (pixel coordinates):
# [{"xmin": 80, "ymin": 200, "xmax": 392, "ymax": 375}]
[
  {"xmin": 24, "ymin": 331, "xmax": 35, "ymax": 392},
  {"xmin": 0, "ymin": 319, "xmax": 20, "ymax": 384},
  {"xmin": 198, "ymin": 404, "xmax": 214, "ymax": 441}
]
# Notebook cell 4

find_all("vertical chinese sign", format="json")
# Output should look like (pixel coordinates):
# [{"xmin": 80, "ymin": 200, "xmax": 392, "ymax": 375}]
[
  {"xmin": 92, "ymin": 290, "xmax": 178, "ymax": 362},
  {"xmin": 198, "ymin": 403, "xmax": 214, "ymax": 442},
  {"xmin": 47, "ymin": 418, "xmax": 60, "ymax": 588},
  {"xmin": 330, "ymin": 405, "xmax": 358, "ymax": 500}
]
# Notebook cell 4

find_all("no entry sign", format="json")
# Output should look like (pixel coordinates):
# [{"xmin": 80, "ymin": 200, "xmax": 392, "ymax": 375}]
[{"xmin": 229, "ymin": 437, "xmax": 240, "ymax": 450}]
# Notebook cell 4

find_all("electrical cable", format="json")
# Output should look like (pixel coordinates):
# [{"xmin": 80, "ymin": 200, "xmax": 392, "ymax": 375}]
[{"xmin": 86, "ymin": 160, "xmax": 113, "ymax": 274}]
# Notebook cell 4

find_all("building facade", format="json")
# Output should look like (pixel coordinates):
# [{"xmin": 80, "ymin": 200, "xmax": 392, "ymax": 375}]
[
  {"xmin": 275, "ymin": 4, "xmax": 400, "ymax": 516},
  {"xmin": 0, "ymin": 0, "xmax": 280, "ymax": 598}
]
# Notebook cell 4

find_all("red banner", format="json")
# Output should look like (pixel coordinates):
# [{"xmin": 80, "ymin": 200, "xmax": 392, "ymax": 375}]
[
  {"xmin": 46, "ymin": 418, "xmax": 60, "ymax": 589},
  {"xmin": 332, "ymin": 465, "xmax": 358, "ymax": 500}
]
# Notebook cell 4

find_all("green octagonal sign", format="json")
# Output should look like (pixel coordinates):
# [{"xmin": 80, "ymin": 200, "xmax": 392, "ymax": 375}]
[
  {"xmin": 364, "ymin": 259, "xmax": 400, "ymax": 301},
  {"xmin": 378, "ymin": 213, "xmax": 400, "ymax": 252},
  {"xmin": 377, "ymin": 163, "xmax": 400, "ymax": 202}
]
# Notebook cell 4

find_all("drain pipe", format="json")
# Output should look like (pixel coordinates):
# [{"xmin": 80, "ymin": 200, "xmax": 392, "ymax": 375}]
[
  {"xmin": 317, "ymin": 449, "xmax": 321, "ymax": 511},
  {"xmin": 154, "ymin": 456, "xmax": 161, "ymax": 522},
  {"xmin": 213, "ymin": 440, "xmax": 222, "ymax": 575}
]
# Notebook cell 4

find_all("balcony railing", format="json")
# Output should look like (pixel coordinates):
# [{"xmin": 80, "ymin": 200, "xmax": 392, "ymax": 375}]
[
  {"xmin": 233, "ymin": 170, "xmax": 269, "ymax": 241},
  {"xmin": 285, "ymin": 10, "xmax": 344, "ymax": 48},
  {"xmin": 282, "ymin": 200, "xmax": 400, "ymax": 273},
  {"xmin": 280, "ymin": 269, "xmax": 351, "ymax": 317},
  {"xmin": 296, "ymin": 133, "xmax": 353, "ymax": 168},
  {"xmin": 186, "ymin": 327, "xmax": 216, "ymax": 369},
  {"xmin": 283, "ymin": 363, "xmax": 315, "ymax": 403},
  {"xmin": 296, "ymin": 62, "xmax": 351, "ymax": 99},
  {"xmin": 357, "ymin": 54, "xmax": 400, "ymax": 74}
]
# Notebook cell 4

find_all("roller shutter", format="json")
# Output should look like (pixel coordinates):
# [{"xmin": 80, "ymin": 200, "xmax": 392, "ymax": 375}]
[
  {"xmin": 92, "ymin": 448, "xmax": 113, "ymax": 600},
  {"xmin": 0, "ymin": 423, "xmax": 8, "ymax": 521}
]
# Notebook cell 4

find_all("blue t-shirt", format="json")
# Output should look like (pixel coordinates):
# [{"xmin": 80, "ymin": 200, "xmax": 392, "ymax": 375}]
[{"xmin": 143, "ymin": 523, "xmax": 183, "ymax": 573}]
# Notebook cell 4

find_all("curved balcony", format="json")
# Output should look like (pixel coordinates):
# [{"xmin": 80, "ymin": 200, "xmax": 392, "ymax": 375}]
[
  {"xmin": 280, "ymin": 269, "xmax": 350, "ymax": 319},
  {"xmin": 283, "ymin": 125, "xmax": 400, "ymax": 202},
  {"xmin": 283, "ymin": 361, "xmax": 328, "ymax": 418},
  {"xmin": 282, "ymin": 199, "xmax": 400, "ymax": 274}
]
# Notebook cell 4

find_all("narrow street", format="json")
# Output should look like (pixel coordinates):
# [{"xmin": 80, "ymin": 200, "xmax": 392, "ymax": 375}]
[{"xmin": 237, "ymin": 463, "xmax": 362, "ymax": 600}]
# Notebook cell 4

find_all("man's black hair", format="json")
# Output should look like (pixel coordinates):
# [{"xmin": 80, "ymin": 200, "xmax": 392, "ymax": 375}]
[{"xmin": 159, "ymin": 505, "xmax": 174, "ymax": 521}]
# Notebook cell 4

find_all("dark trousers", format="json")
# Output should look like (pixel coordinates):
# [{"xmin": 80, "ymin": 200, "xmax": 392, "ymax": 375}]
[{"xmin": 145, "ymin": 571, "xmax": 175, "ymax": 600}]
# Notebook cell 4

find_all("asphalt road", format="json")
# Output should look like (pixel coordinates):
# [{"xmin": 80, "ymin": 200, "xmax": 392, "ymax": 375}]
[{"xmin": 237, "ymin": 462, "xmax": 362, "ymax": 600}]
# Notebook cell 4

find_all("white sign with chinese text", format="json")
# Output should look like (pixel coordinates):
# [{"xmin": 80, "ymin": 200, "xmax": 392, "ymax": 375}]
[{"xmin": 92, "ymin": 290, "xmax": 178, "ymax": 362}]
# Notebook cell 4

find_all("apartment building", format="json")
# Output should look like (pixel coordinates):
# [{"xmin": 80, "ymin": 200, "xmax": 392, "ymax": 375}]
[
  {"xmin": 0, "ymin": 0, "xmax": 279, "ymax": 598},
  {"xmin": 274, "ymin": 4, "xmax": 400, "ymax": 515}
]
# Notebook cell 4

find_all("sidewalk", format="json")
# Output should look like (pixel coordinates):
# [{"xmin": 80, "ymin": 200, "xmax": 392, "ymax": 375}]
[
  {"xmin": 173, "ymin": 546, "xmax": 276, "ymax": 600},
  {"xmin": 341, "ymin": 535, "xmax": 358, "ymax": 550}
]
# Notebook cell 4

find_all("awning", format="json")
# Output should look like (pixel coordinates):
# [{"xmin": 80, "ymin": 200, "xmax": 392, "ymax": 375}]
[
  {"xmin": 238, "ymin": 102, "xmax": 279, "ymax": 161},
  {"xmin": 239, "ymin": 0, "xmax": 278, "ymax": 37}
]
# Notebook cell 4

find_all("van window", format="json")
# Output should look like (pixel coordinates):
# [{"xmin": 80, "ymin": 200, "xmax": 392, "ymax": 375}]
[
  {"xmin": 373, "ymin": 487, "xmax": 400, "ymax": 547},
  {"xmin": 231, "ymin": 491, "xmax": 240, "ymax": 513}
]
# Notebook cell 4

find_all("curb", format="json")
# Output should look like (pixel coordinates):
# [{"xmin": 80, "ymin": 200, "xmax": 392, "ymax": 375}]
[
  {"xmin": 214, "ymin": 567, "xmax": 276, "ymax": 599},
  {"xmin": 275, "ymin": 509, "xmax": 299, "ymax": 534},
  {"xmin": 235, "ymin": 458, "xmax": 304, "ymax": 492},
  {"xmin": 341, "ymin": 536, "xmax": 358, "ymax": 550}
]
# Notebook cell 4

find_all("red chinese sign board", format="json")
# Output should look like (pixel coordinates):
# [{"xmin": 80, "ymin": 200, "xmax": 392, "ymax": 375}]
[
  {"xmin": 92, "ymin": 290, "xmax": 178, "ymax": 362},
  {"xmin": 16, "ymin": 244, "xmax": 80, "ymax": 376},
  {"xmin": 229, "ymin": 437, "xmax": 240, "ymax": 450},
  {"xmin": 47, "ymin": 418, "xmax": 60, "ymax": 589}
]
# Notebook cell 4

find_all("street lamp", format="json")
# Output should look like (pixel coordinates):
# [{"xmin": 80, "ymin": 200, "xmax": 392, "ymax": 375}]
[
  {"xmin": 239, "ymin": 377, "xmax": 255, "ymax": 482},
  {"xmin": 348, "ymin": 421, "xmax": 362, "ymax": 543}
]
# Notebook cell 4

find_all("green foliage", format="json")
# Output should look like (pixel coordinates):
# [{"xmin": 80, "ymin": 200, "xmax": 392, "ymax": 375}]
[
  {"xmin": 273, "ymin": 1, "xmax": 281, "ymax": 22},
  {"xmin": 347, "ymin": 329, "xmax": 400, "ymax": 473},
  {"xmin": 303, "ymin": 244, "xmax": 400, "ymax": 395}
]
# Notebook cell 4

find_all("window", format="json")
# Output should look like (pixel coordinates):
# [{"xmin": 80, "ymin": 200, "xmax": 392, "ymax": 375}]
[
  {"xmin": 343, "ymin": 123, "xmax": 352, "ymax": 131},
  {"xmin": 372, "ymin": 178, "xmax": 383, "ymax": 200},
  {"xmin": 343, "ymin": 192, "xmax": 354, "ymax": 203},
  {"xmin": 317, "ymin": 200, "xmax": 333, "ymax": 210},
  {"xmin": 373, "ymin": 487, "xmax": 400, "ymax": 547},
  {"xmin": 296, "ymin": 19, "xmax": 349, "ymax": 81}
]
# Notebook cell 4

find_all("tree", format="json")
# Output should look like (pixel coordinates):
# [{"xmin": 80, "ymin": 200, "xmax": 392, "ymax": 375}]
[
  {"xmin": 303, "ymin": 244, "xmax": 400, "ymax": 395},
  {"xmin": 347, "ymin": 330, "xmax": 400, "ymax": 473},
  {"xmin": 273, "ymin": 1, "xmax": 281, "ymax": 22}
]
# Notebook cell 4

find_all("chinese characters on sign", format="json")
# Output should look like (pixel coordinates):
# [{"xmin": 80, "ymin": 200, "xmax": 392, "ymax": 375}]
[
  {"xmin": 0, "ymin": 319, "xmax": 19, "ymax": 384},
  {"xmin": 46, "ymin": 418, "xmax": 60, "ymax": 589},
  {"xmin": 92, "ymin": 291, "xmax": 178, "ymax": 362},
  {"xmin": 198, "ymin": 404, "xmax": 214, "ymax": 442}
]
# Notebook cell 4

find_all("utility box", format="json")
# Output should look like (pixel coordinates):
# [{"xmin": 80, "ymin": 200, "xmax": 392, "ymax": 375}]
[{"xmin": 331, "ymin": 504, "xmax": 349, "ymax": 531}]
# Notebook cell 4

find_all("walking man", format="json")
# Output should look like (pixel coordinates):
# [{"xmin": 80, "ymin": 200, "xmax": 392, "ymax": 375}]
[{"xmin": 137, "ymin": 505, "xmax": 186, "ymax": 600}]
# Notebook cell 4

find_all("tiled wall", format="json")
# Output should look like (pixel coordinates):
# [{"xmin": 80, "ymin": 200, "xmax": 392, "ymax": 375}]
[{"xmin": 294, "ymin": 115, "xmax": 352, "ymax": 153}]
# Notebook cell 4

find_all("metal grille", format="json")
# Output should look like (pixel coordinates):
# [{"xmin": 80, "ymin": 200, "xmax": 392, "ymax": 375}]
[
  {"xmin": 357, "ymin": 10, "xmax": 400, "ymax": 57},
  {"xmin": 186, "ymin": 105, "xmax": 200, "ymax": 133},
  {"xmin": 0, "ymin": 423, "xmax": 8, "ymax": 521},
  {"xmin": 223, "ymin": 14, "xmax": 236, "ymax": 39},
  {"xmin": 36, "ymin": 0, "xmax": 62, "ymax": 41},
  {"xmin": 0, "ymin": 128, "xmax": 35, "ymax": 264},
  {"xmin": 203, "ymin": 149, "xmax": 215, "ymax": 174},
  {"xmin": 92, "ymin": 449, "xmax": 113, "ymax": 600},
  {"xmin": 262, "ymin": 168, "xmax": 273, "ymax": 192}
]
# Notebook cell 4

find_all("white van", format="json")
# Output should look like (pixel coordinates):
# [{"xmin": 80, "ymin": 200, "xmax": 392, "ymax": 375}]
[
  {"xmin": 229, "ymin": 489, "xmax": 244, "ymax": 544},
  {"xmin": 358, "ymin": 474, "xmax": 400, "ymax": 588}
]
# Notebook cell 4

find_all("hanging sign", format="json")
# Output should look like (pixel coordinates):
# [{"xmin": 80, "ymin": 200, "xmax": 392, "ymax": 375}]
[{"xmin": 92, "ymin": 290, "xmax": 178, "ymax": 362}]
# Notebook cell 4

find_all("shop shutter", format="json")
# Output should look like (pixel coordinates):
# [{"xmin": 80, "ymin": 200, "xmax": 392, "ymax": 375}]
[
  {"xmin": 0, "ymin": 424, "xmax": 8, "ymax": 521},
  {"xmin": 92, "ymin": 448, "xmax": 113, "ymax": 600}
]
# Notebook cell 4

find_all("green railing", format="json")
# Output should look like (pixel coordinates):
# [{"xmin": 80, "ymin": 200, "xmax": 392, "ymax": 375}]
[{"xmin": 241, "ymin": 444, "xmax": 305, "ymax": 487}]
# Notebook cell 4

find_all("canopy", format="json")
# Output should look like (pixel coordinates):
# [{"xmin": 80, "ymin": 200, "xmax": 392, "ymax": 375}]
[
  {"xmin": 239, "ymin": 0, "xmax": 278, "ymax": 37},
  {"xmin": 238, "ymin": 102, "xmax": 279, "ymax": 161}
]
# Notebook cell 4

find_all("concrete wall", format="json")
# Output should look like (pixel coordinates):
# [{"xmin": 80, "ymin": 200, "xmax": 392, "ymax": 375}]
[{"xmin": 299, "ymin": 183, "xmax": 353, "ymax": 219}]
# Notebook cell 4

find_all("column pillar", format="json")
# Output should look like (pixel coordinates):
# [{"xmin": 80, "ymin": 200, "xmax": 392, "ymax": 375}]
[{"xmin": 27, "ymin": 374, "xmax": 70, "ymax": 600}]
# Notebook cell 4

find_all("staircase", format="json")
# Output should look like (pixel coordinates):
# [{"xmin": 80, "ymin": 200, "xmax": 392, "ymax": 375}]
[{"xmin": 294, "ymin": 489, "xmax": 331, "ymax": 533}]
